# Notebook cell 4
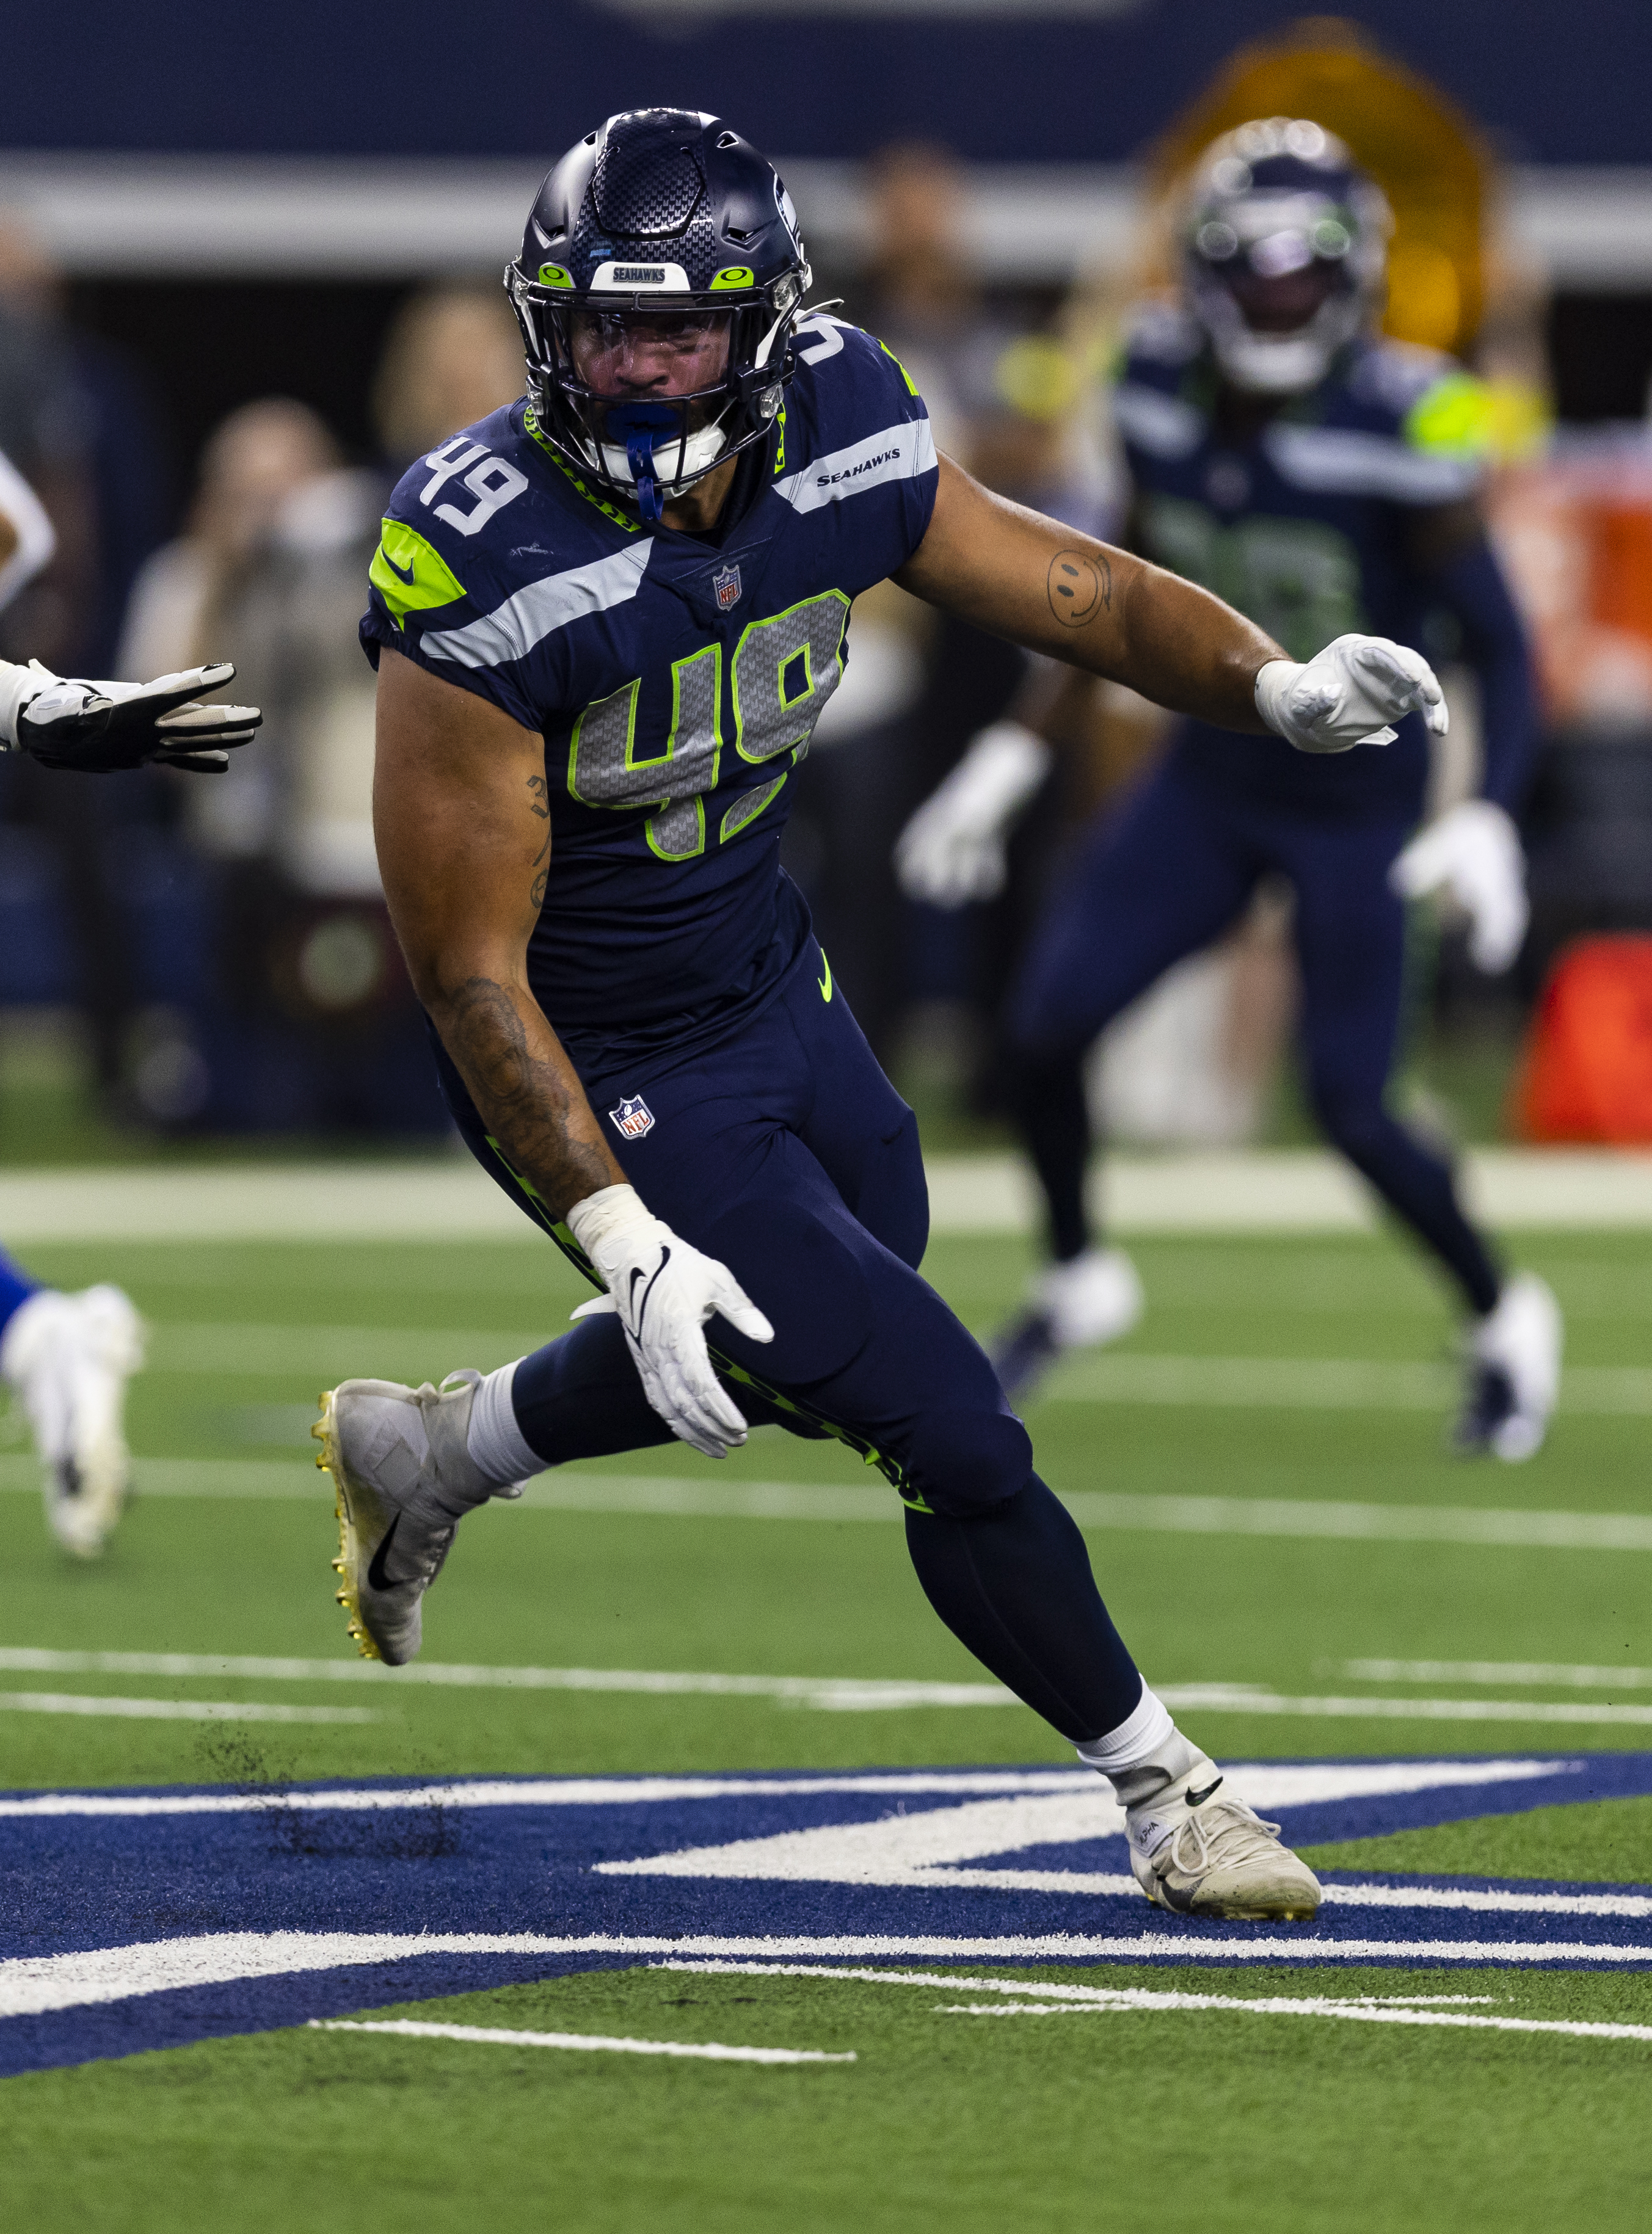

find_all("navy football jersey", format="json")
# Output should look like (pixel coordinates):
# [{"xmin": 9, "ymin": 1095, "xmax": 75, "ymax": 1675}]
[
  {"xmin": 1113, "ymin": 303, "xmax": 1488, "ymax": 814},
  {"xmin": 361, "ymin": 316, "xmax": 936, "ymax": 1084}
]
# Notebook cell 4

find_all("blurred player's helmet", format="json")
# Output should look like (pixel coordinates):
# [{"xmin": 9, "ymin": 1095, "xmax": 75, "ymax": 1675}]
[
  {"xmin": 506, "ymin": 109, "xmax": 812, "ymax": 520},
  {"xmin": 1182, "ymin": 118, "xmax": 1392, "ymax": 394}
]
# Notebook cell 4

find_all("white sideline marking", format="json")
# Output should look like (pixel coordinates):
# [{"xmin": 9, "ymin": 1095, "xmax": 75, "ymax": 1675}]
[
  {"xmin": 0, "ymin": 1690, "xmax": 376, "ymax": 1725},
  {"xmin": 659, "ymin": 1962, "xmax": 1652, "ymax": 2045},
  {"xmin": 4, "ymin": 1650, "xmax": 1645, "ymax": 1726},
  {"xmin": 9, "ymin": 1926, "xmax": 1652, "ymax": 2020},
  {"xmin": 3, "ymin": 1148, "xmax": 1650, "ymax": 1239},
  {"xmin": 9, "ymin": 1459, "xmax": 1645, "ymax": 1563},
  {"xmin": 310, "ymin": 2017, "xmax": 853, "ymax": 2065},
  {"xmin": 1158, "ymin": 1686, "xmax": 1652, "ymax": 1728},
  {"xmin": 0, "ymin": 1770, "xmax": 1101, "ymax": 1819},
  {"xmin": 1345, "ymin": 1659, "xmax": 1652, "ymax": 1690},
  {"xmin": 0, "ymin": 1759, "xmax": 1560, "ymax": 1824},
  {"xmin": 38, "ymin": 1320, "xmax": 1652, "ymax": 1417},
  {"xmin": 1322, "ymin": 1883, "xmax": 1652, "ymax": 1919},
  {"xmin": 0, "ymin": 1649, "xmax": 1009, "ymax": 1713}
]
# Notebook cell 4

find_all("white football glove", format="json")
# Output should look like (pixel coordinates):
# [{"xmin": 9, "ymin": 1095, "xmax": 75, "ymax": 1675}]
[
  {"xmin": 1255, "ymin": 634, "xmax": 1448, "ymax": 755},
  {"xmin": 566, "ymin": 1182, "xmax": 774, "ymax": 1460},
  {"xmin": 1389, "ymin": 798, "xmax": 1529, "ymax": 973},
  {"xmin": 0, "ymin": 658, "xmax": 261, "ymax": 774},
  {"xmin": 895, "ymin": 721, "xmax": 1052, "ymax": 908}
]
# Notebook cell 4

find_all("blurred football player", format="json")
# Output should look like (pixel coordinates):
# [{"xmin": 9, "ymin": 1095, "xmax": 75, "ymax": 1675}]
[
  {"xmin": 319, "ymin": 109, "xmax": 1449, "ymax": 1923},
  {"xmin": 899, "ymin": 120, "xmax": 1559, "ymax": 1459},
  {"xmin": 0, "ymin": 449, "xmax": 259, "ymax": 1552}
]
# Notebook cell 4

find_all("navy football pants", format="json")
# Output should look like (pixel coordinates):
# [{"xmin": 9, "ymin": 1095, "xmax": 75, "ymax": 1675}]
[
  {"xmin": 431, "ymin": 950, "xmax": 1144, "ymax": 1745},
  {"xmin": 1006, "ymin": 752, "xmax": 1502, "ymax": 1315}
]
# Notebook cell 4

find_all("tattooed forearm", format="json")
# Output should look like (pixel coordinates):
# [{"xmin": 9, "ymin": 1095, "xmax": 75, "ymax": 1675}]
[{"xmin": 440, "ymin": 975, "xmax": 622, "ymax": 1217}]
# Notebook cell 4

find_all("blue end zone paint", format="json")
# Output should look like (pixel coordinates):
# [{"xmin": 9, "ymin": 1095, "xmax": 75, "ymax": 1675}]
[{"xmin": 5, "ymin": 1755, "xmax": 1652, "ymax": 2078}]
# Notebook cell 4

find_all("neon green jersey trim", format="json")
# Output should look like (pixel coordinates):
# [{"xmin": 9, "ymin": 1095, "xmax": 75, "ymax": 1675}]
[
  {"xmin": 878, "ymin": 339, "xmax": 920, "ymax": 398},
  {"xmin": 523, "ymin": 404, "xmax": 643, "ymax": 534},
  {"xmin": 1405, "ymin": 371, "xmax": 1496, "ymax": 462},
  {"xmin": 369, "ymin": 519, "xmax": 468, "ymax": 630}
]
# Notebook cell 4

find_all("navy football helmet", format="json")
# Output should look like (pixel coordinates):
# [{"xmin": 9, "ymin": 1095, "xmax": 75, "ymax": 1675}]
[
  {"xmin": 507, "ymin": 109, "xmax": 812, "ymax": 520},
  {"xmin": 1182, "ymin": 118, "xmax": 1392, "ymax": 395}
]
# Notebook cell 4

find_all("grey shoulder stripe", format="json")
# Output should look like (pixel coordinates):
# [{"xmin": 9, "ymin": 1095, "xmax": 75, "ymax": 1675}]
[
  {"xmin": 774, "ymin": 420, "xmax": 937, "ymax": 515},
  {"xmin": 1264, "ymin": 424, "xmax": 1483, "ymax": 503},
  {"xmin": 421, "ymin": 541, "xmax": 653, "ymax": 669}
]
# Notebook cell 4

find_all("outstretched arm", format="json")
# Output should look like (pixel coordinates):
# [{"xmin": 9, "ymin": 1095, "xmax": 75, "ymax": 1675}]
[
  {"xmin": 896, "ymin": 454, "xmax": 1281, "ymax": 731},
  {"xmin": 374, "ymin": 646, "xmax": 622, "ymax": 1218},
  {"xmin": 374, "ymin": 649, "xmax": 771, "ymax": 1457}
]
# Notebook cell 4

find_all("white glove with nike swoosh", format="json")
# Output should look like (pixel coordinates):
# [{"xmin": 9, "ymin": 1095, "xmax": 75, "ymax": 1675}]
[
  {"xmin": 1389, "ymin": 798, "xmax": 1529, "ymax": 972},
  {"xmin": 566, "ymin": 1182, "xmax": 774, "ymax": 1460},
  {"xmin": 1255, "ymin": 633, "xmax": 1447, "ymax": 755}
]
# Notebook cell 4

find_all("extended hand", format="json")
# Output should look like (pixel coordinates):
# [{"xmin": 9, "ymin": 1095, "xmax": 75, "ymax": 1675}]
[
  {"xmin": 1, "ymin": 660, "xmax": 262, "ymax": 774},
  {"xmin": 895, "ymin": 720, "xmax": 1053, "ymax": 907},
  {"xmin": 1390, "ymin": 798, "xmax": 1528, "ymax": 972},
  {"xmin": 1255, "ymin": 635, "xmax": 1447, "ymax": 755},
  {"xmin": 566, "ymin": 1182, "xmax": 774, "ymax": 1458}
]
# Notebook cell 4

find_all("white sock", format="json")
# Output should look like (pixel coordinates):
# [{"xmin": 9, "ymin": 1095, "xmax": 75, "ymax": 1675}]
[
  {"xmin": 465, "ymin": 1359, "xmax": 544, "ymax": 1491},
  {"xmin": 1075, "ymin": 1686, "xmax": 1204, "ymax": 1808}
]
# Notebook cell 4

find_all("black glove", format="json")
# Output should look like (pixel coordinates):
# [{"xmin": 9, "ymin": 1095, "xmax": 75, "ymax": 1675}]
[{"xmin": 7, "ymin": 660, "xmax": 262, "ymax": 774}]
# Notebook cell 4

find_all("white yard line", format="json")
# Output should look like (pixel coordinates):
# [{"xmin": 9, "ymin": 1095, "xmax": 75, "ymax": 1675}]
[
  {"xmin": 0, "ymin": 1650, "xmax": 1642, "ymax": 1726},
  {"xmin": 0, "ymin": 1690, "xmax": 376, "ymax": 1725},
  {"xmin": 60, "ymin": 1320, "xmax": 1652, "ymax": 1416},
  {"xmin": 657, "ymin": 1961, "xmax": 1652, "ymax": 2043},
  {"xmin": 3, "ymin": 1148, "xmax": 1651, "ymax": 1239},
  {"xmin": 309, "ymin": 2017, "xmax": 853, "ymax": 2064},
  {"xmin": 4, "ymin": 1457, "xmax": 1647, "ymax": 1559},
  {"xmin": 7, "ymin": 1926, "xmax": 1652, "ymax": 2021},
  {"xmin": 1344, "ymin": 1659, "xmax": 1652, "ymax": 1689}
]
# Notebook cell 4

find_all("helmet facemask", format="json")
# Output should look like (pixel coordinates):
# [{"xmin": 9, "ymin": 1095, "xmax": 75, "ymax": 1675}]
[
  {"xmin": 1182, "ymin": 122, "xmax": 1391, "ymax": 396},
  {"xmin": 508, "ymin": 273, "xmax": 804, "ymax": 521}
]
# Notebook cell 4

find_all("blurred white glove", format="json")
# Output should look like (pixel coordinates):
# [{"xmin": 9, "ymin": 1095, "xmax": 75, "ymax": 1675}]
[
  {"xmin": 1390, "ymin": 798, "xmax": 1529, "ymax": 972},
  {"xmin": 566, "ymin": 1182, "xmax": 774, "ymax": 1460},
  {"xmin": 1255, "ymin": 634, "xmax": 1448, "ymax": 755},
  {"xmin": 895, "ymin": 720, "xmax": 1052, "ymax": 907}
]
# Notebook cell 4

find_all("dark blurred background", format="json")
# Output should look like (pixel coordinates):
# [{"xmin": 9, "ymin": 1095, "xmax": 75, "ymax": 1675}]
[{"xmin": 1, "ymin": 2, "xmax": 1650, "ymax": 1158}]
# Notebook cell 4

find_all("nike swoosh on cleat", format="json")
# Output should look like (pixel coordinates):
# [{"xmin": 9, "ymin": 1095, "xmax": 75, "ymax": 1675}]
[
  {"xmin": 365, "ymin": 1511, "xmax": 403, "ymax": 1593},
  {"xmin": 1185, "ymin": 1778, "xmax": 1224, "ymax": 1808}
]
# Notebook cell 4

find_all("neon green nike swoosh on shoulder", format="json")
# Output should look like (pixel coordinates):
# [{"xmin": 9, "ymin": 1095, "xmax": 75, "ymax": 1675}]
[{"xmin": 818, "ymin": 951, "xmax": 833, "ymax": 1002}]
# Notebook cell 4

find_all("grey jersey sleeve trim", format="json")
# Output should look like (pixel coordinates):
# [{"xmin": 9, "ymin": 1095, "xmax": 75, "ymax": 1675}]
[{"xmin": 421, "ymin": 540, "xmax": 655, "ymax": 671}]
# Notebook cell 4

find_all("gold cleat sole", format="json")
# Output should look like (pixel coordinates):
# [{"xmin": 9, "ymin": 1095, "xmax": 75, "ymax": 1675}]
[
  {"xmin": 312, "ymin": 1388, "xmax": 383, "ymax": 1663},
  {"xmin": 1144, "ymin": 1884, "xmax": 1319, "ymax": 1924}
]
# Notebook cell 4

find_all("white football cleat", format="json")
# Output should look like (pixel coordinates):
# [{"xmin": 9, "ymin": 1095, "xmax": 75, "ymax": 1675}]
[
  {"xmin": 1, "ymin": 1284, "xmax": 145, "ymax": 1559},
  {"xmin": 1457, "ymin": 1272, "xmax": 1562, "ymax": 1462},
  {"xmin": 315, "ymin": 1372, "xmax": 509, "ymax": 1664},
  {"xmin": 990, "ymin": 1246, "xmax": 1144, "ymax": 1403},
  {"xmin": 1126, "ymin": 1761, "xmax": 1322, "ymax": 1921}
]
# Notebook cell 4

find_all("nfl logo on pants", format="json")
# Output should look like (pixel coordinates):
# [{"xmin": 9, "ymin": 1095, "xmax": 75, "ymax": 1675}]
[
  {"xmin": 609, "ymin": 1096, "xmax": 655, "ymax": 1140},
  {"xmin": 713, "ymin": 563, "xmax": 742, "ymax": 612}
]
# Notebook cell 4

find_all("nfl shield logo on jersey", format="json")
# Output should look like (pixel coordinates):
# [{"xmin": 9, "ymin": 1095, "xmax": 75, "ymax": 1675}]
[
  {"xmin": 609, "ymin": 1096, "xmax": 655, "ymax": 1141},
  {"xmin": 713, "ymin": 562, "xmax": 742, "ymax": 612}
]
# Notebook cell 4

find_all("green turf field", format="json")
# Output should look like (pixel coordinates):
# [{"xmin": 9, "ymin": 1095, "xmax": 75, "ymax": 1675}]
[{"xmin": 2, "ymin": 1221, "xmax": 1650, "ymax": 2230}]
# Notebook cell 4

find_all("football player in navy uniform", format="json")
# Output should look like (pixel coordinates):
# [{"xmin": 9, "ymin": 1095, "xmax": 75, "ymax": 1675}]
[
  {"xmin": 0, "ymin": 449, "xmax": 259, "ymax": 1555},
  {"xmin": 900, "ymin": 120, "xmax": 1559, "ymax": 1458},
  {"xmin": 318, "ymin": 110, "xmax": 1450, "ymax": 1923}
]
